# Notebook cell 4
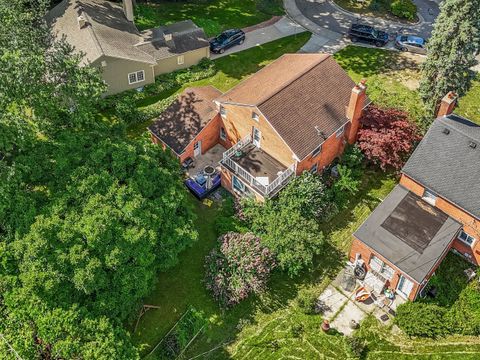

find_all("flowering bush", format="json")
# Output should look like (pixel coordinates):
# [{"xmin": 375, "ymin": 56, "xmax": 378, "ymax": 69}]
[
  {"xmin": 357, "ymin": 105, "xmax": 421, "ymax": 171},
  {"xmin": 205, "ymin": 232, "xmax": 275, "ymax": 307}
]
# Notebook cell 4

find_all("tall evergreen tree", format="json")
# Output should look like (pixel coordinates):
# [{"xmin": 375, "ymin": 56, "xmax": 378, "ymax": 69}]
[{"xmin": 419, "ymin": 0, "xmax": 480, "ymax": 118}]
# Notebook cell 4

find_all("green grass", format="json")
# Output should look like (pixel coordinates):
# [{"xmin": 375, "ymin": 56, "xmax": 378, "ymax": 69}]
[
  {"xmin": 456, "ymin": 77, "xmax": 480, "ymax": 124},
  {"xmin": 125, "ymin": 32, "xmax": 310, "ymax": 138},
  {"xmin": 333, "ymin": 0, "xmax": 416, "ymax": 22},
  {"xmin": 135, "ymin": 0, "xmax": 284, "ymax": 37}
]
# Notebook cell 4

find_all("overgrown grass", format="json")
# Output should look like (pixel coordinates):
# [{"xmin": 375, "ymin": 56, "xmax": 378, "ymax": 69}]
[{"xmin": 135, "ymin": 0, "xmax": 284, "ymax": 37}]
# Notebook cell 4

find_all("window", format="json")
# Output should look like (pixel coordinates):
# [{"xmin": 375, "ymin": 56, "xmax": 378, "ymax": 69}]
[
  {"xmin": 336, "ymin": 125, "xmax": 345, "ymax": 138},
  {"xmin": 310, "ymin": 163, "xmax": 318, "ymax": 174},
  {"xmin": 369, "ymin": 255, "xmax": 394, "ymax": 280},
  {"xmin": 422, "ymin": 189, "xmax": 437, "ymax": 206},
  {"xmin": 128, "ymin": 70, "xmax": 145, "ymax": 85},
  {"xmin": 220, "ymin": 105, "xmax": 227, "ymax": 117},
  {"xmin": 252, "ymin": 112, "xmax": 259, "ymax": 122},
  {"xmin": 220, "ymin": 127, "xmax": 227, "ymax": 141},
  {"xmin": 458, "ymin": 230, "xmax": 476, "ymax": 247},
  {"xmin": 312, "ymin": 144, "xmax": 322, "ymax": 158},
  {"xmin": 232, "ymin": 175, "xmax": 251, "ymax": 196},
  {"xmin": 177, "ymin": 55, "xmax": 185, "ymax": 65}
]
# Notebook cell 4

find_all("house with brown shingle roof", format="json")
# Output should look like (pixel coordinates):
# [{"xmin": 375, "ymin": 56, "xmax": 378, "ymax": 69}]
[
  {"xmin": 47, "ymin": 0, "xmax": 209, "ymax": 95},
  {"xmin": 149, "ymin": 53, "xmax": 368, "ymax": 201}
]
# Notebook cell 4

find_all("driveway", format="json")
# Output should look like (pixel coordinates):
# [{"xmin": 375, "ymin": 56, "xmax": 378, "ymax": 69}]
[
  {"xmin": 294, "ymin": 0, "xmax": 438, "ymax": 38},
  {"xmin": 285, "ymin": 0, "xmax": 439, "ymax": 53}
]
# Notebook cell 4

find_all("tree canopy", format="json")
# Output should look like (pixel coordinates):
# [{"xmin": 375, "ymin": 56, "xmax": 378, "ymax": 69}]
[
  {"xmin": 419, "ymin": 0, "xmax": 480, "ymax": 117},
  {"xmin": 0, "ymin": 1, "xmax": 197, "ymax": 358}
]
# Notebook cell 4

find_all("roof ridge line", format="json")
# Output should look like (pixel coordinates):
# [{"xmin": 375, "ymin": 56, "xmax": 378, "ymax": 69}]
[
  {"xmin": 77, "ymin": 0, "xmax": 106, "ymax": 58},
  {"xmin": 257, "ymin": 54, "xmax": 331, "ymax": 107},
  {"xmin": 438, "ymin": 116, "xmax": 480, "ymax": 142}
]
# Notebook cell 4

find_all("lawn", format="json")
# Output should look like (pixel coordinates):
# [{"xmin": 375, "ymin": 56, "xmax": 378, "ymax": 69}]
[
  {"xmin": 333, "ymin": 0, "xmax": 417, "ymax": 23},
  {"xmin": 135, "ymin": 0, "xmax": 284, "ymax": 37}
]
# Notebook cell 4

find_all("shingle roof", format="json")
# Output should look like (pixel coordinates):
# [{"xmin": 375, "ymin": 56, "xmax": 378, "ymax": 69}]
[
  {"xmin": 47, "ymin": 1, "xmax": 208, "ymax": 65},
  {"xmin": 216, "ymin": 54, "xmax": 357, "ymax": 159},
  {"xmin": 148, "ymin": 86, "xmax": 223, "ymax": 155},
  {"xmin": 136, "ymin": 21, "xmax": 209, "ymax": 61},
  {"xmin": 354, "ymin": 185, "xmax": 461, "ymax": 283},
  {"xmin": 402, "ymin": 115, "xmax": 480, "ymax": 219}
]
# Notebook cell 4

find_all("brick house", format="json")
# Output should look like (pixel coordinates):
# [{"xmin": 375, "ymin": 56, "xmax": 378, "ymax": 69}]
[
  {"xmin": 149, "ymin": 53, "xmax": 368, "ymax": 200},
  {"xmin": 349, "ymin": 93, "xmax": 480, "ymax": 301}
]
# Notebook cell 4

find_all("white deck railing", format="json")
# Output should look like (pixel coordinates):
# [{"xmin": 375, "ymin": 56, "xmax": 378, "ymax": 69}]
[{"xmin": 221, "ymin": 136, "xmax": 296, "ymax": 197}]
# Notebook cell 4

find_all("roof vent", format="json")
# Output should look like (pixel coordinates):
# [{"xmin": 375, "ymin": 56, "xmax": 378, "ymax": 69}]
[
  {"xmin": 469, "ymin": 141, "xmax": 477, "ymax": 149},
  {"xmin": 315, "ymin": 126, "xmax": 327, "ymax": 140},
  {"xmin": 442, "ymin": 128, "xmax": 450, "ymax": 135}
]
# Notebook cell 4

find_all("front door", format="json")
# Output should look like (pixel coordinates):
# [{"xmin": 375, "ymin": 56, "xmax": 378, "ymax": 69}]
[
  {"xmin": 252, "ymin": 127, "xmax": 261, "ymax": 148},
  {"xmin": 397, "ymin": 275, "xmax": 414, "ymax": 299},
  {"xmin": 194, "ymin": 140, "xmax": 202, "ymax": 157}
]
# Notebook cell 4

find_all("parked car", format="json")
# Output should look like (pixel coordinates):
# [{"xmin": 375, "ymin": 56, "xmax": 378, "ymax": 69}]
[
  {"xmin": 348, "ymin": 24, "xmax": 389, "ymax": 47},
  {"xmin": 394, "ymin": 35, "xmax": 427, "ymax": 55},
  {"xmin": 209, "ymin": 29, "xmax": 245, "ymax": 54}
]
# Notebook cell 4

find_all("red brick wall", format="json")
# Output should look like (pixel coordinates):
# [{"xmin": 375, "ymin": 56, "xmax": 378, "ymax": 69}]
[
  {"xmin": 349, "ymin": 237, "xmax": 421, "ymax": 301},
  {"xmin": 400, "ymin": 174, "xmax": 480, "ymax": 264},
  {"xmin": 296, "ymin": 129, "xmax": 347, "ymax": 174}
]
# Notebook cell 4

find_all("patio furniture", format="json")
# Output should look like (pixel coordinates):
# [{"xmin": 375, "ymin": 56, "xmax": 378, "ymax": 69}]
[
  {"xmin": 355, "ymin": 286, "xmax": 371, "ymax": 302},
  {"xmin": 195, "ymin": 173, "xmax": 207, "ymax": 186},
  {"xmin": 182, "ymin": 157, "xmax": 194, "ymax": 171},
  {"xmin": 184, "ymin": 174, "xmax": 221, "ymax": 200},
  {"xmin": 464, "ymin": 268, "xmax": 476, "ymax": 281}
]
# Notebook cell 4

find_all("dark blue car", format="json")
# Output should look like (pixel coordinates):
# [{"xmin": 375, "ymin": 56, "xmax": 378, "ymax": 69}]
[{"xmin": 210, "ymin": 29, "xmax": 245, "ymax": 54}]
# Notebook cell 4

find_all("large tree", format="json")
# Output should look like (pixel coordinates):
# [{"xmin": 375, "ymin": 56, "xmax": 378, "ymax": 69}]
[
  {"xmin": 419, "ymin": 0, "xmax": 480, "ymax": 118},
  {"xmin": 0, "ymin": 1, "xmax": 197, "ymax": 357}
]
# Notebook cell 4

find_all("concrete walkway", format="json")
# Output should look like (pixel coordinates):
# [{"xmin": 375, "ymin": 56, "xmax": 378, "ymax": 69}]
[{"xmin": 210, "ymin": 16, "xmax": 306, "ymax": 60}]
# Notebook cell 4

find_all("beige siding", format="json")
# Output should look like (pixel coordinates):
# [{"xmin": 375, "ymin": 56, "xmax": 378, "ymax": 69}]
[
  {"xmin": 153, "ymin": 47, "xmax": 210, "ymax": 77},
  {"xmin": 94, "ymin": 56, "xmax": 155, "ymax": 95},
  {"xmin": 220, "ymin": 104, "xmax": 296, "ymax": 168}
]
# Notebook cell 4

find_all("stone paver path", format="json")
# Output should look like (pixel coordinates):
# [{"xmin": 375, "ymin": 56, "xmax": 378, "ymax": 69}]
[{"xmin": 210, "ymin": 16, "xmax": 306, "ymax": 60}]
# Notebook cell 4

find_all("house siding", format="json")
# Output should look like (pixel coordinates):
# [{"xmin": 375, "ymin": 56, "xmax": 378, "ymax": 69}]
[
  {"xmin": 400, "ymin": 174, "xmax": 480, "ymax": 264},
  {"xmin": 220, "ymin": 104, "xmax": 296, "ymax": 168},
  {"xmin": 151, "ymin": 113, "xmax": 223, "ymax": 163},
  {"xmin": 350, "ymin": 237, "xmax": 422, "ymax": 301},
  {"xmin": 153, "ymin": 47, "xmax": 210, "ymax": 77},
  {"xmin": 95, "ymin": 56, "xmax": 155, "ymax": 95},
  {"xmin": 296, "ymin": 126, "xmax": 348, "ymax": 174}
]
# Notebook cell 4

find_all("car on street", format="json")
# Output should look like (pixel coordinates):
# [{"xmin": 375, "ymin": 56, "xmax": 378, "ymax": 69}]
[
  {"xmin": 348, "ymin": 24, "xmax": 389, "ymax": 47},
  {"xmin": 209, "ymin": 29, "xmax": 246, "ymax": 54},
  {"xmin": 394, "ymin": 35, "xmax": 427, "ymax": 54}
]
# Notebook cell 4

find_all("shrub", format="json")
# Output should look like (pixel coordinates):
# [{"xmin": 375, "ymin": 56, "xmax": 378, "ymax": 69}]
[
  {"xmin": 445, "ymin": 283, "xmax": 480, "ymax": 335},
  {"xmin": 328, "ymin": 164, "xmax": 361, "ymax": 209},
  {"xmin": 114, "ymin": 96, "xmax": 144, "ymax": 125},
  {"xmin": 395, "ymin": 302, "xmax": 447, "ymax": 337},
  {"xmin": 205, "ymin": 232, "xmax": 275, "ymax": 307},
  {"xmin": 214, "ymin": 196, "xmax": 247, "ymax": 236},
  {"xmin": 357, "ymin": 105, "xmax": 421, "ymax": 171},
  {"xmin": 290, "ymin": 323, "xmax": 305, "ymax": 337},
  {"xmin": 390, "ymin": 0, "xmax": 417, "ymax": 20},
  {"xmin": 345, "ymin": 335, "xmax": 366, "ymax": 359},
  {"xmin": 278, "ymin": 171, "xmax": 331, "ymax": 221},
  {"xmin": 296, "ymin": 288, "xmax": 318, "ymax": 314},
  {"xmin": 339, "ymin": 144, "xmax": 364, "ymax": 176}
]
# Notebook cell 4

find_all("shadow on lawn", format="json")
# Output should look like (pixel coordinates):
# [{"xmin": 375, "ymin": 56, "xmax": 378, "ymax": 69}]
[{"xmin": 334, "ymin": 46, "xmax": 420, "ymax": 79}]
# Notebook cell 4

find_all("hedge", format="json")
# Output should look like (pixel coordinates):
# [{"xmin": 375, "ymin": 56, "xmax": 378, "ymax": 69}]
[{"xmin": 390, "ymin": 0, "xmax": 417, "ymax": 20}]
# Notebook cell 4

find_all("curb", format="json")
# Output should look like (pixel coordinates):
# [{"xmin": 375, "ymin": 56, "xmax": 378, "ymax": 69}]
[{"xmin": 327, "ymin": 0, "xmax": 424, "ymax": 27}]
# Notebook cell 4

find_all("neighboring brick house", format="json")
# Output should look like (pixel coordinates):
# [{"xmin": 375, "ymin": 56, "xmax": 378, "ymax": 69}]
[
  {"xmin": 149, "ymin": 53, "xmax": 368, "ymax": 201},
  {"xmin": 349, "ymin": 93, "xmax": 480, "ymax": 301},
  {"xmin": 47, "ymin": 0, "xmax": 209, "ymax": 95}
]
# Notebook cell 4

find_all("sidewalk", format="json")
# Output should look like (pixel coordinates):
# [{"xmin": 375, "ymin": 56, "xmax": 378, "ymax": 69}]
[{"xmin": 210, "ymin": 16, "xmax": 306, "ymax": 60}]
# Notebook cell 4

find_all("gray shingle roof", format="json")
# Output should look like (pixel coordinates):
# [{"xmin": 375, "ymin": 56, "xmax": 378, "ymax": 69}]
[
  {"xmin": 402, "ymin": 115, "xmax": 480, "ymax": 219},
  {"xmin": 47, "ymin": 1, "xmax": 208, "ymax": 65},
  {"xmin": 354, "ymin": 185, "xmax": 461, "ymax": 283}
]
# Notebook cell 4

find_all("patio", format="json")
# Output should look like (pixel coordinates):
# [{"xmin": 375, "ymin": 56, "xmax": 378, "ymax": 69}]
[
  {"xmin": 316, "ymin": 265, "xmax": 407, "ymax": 335},
  {"xmin": 186, "ymin": 144, "xmax": 226, "ymax": 178}
]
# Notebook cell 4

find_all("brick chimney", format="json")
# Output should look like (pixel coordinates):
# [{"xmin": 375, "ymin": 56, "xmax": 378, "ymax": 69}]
[
  {"xmin": 436, "ymin": 91, "xmax": 458, "ymax": 118},
  {"xmin": 346, "ymin": 79, "xmax": 367, "ymax": 144},
  {"xmin": 122, "ymin": 0, "xmax": 134, "ymax": 22}
]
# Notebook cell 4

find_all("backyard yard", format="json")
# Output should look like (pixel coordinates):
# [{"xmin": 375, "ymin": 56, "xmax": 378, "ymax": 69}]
[
  {"xmin": 134, "ymin": 0, "xmax": 284, "ymax": 36},
  {"xmin": 120, "ymin": 39, "xmax": 480, "ymax": 358}
]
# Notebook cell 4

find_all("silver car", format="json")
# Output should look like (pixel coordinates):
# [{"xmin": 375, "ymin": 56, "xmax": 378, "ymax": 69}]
[{"xmin": 394, "ymin": 35, "xmax": 427, "ymax": 55}]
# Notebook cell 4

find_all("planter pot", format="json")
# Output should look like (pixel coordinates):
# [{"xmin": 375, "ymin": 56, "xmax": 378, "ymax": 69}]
[{"xmin": 321, "ymin": 319, "xmax": 330, "ymax": 332}]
